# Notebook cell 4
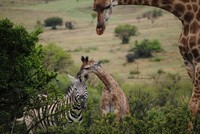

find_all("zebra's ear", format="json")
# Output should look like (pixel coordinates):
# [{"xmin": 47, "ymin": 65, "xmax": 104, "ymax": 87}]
[{"xmin": 68, "ymin": 74, "xmax": 78, "ymax": 83}]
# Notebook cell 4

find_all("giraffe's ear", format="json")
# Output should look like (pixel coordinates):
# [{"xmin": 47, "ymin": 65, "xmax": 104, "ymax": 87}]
[
  {"xmin": 68, "ymin": 74, "xmax": 78, "ymax": 83},
  {"xmin": 86, "ymin": 56, "xmax": 89, "ymax": 62},
  {"xmin": 81, "ymin": 56, "xmax": 85, "ymax": 62},
  {"xmin": 98, "ymin": 61, "xmax": 102, "ymax": 65},
  {"xmin": 94, "ymin": 61, "xmax": 102, "ymax": 66},
  {"xmin": 111, "ymin": 0, "xmax": 118, "ymax": 6}
]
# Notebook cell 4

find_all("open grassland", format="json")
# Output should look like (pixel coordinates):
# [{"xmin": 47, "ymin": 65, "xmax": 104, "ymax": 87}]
[{"xmin": 0, "ymin": 0, "xmax": 191, "ymax": 85}]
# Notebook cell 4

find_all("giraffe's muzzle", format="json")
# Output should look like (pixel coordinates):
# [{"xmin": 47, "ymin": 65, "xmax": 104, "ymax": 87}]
[{"xmin": 96, "ymin": 23, "xmax": 106, "ymax": 35}]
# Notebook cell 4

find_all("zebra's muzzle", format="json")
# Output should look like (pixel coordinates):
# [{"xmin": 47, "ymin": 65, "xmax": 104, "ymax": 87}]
[
  {"xmin": 79, "ymin": 97, "xmax": 86, "ymax": 109},
  {"xmin": 81, "ymin": 102, "xmax": 86, "ymax": 109}
]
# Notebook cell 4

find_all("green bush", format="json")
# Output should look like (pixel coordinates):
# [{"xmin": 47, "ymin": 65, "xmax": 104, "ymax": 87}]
[
  {"xmin": 126, "ymin": 39, "xmax": 163, "ymax": 62},
  {"xmin": 42, "ymin": 43, "xmax": 74, "ymax": 74},
  {"xmin": 126, "ymin": 53, "xmax": 135, "ymax": 63},
  {"xmin": 142, "ymin": 9, "xmax": 163, "ymax": 23},
  {"xmin": 65, "ymin": 21, "xmax": 74, "ymax": 30},
  {"xmin": 91, "ymin": 12, "xmax": 97, "ymax": 24},
  {"xmin": 134, "ymin": 39, "xmax": 163, "ymax": 55},
  {"xmin": 114, "ymin": 24, "xmax": 138, "ymax": 44},
  {"xmin": 134, "ymin": 40, "xmax": 152, "ymax": 58},
  {"xmin": 44, "ymin": 17, "xmax": 63, "ymax": 29}
]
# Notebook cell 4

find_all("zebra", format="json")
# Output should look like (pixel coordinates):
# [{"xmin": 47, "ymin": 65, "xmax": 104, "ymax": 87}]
[{"xmin": 18, "ymin": 74, "xmax": 88, "ymax": 133}]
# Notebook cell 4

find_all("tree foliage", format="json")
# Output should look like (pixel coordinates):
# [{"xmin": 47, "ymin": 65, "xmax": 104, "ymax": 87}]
[
  {"xmin": 114, "ymin": 24, "xmax": 138, "ymax": 44},
  {"xmin": 44, "ymin": 17, "xmax": 63, "ymax": 29},
  {"xmin": 0, "ymin": 18, "xmax": 56, "ymax": 133},
  {"xmin": 42, "ymin": 43, "xmax": 74, "ymax": 74}
]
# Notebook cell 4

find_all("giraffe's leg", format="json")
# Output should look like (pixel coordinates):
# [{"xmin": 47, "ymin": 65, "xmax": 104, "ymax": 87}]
[
  {"xmin": 184, "ymin": 60, "xmax": 195, "ymax": 81},
  {"xmin": 125, "ymin": 97, "xmax": 131, "ymax": 115},
  {"xmin": 182, "ymin": 60, "xmax": 196, "ymax": 132},
  {"xmin": 187, "ymin": 63, "xmax": 200, "ymax": 133},
  {"xmin": 100, "ymin": 87, "xmax": 111, "ymax": 115},
  {"xmin": 111, "ymin": 93, "xmax": 121, "ymax": 122}
]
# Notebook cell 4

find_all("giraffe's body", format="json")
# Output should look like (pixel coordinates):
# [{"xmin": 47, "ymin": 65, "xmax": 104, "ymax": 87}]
[
  {"xmin": 77, "ymin": 56, "xmax": 130, "ymax": 121},
  {"xmin": 93, "ymin": 0, "xmax": 200, "ymax": 131}
]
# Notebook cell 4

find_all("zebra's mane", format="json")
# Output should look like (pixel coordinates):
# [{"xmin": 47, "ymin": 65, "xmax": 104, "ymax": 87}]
[{"xmin": 64, "ymin": 83, "xmax": 77, "ymax": 105}]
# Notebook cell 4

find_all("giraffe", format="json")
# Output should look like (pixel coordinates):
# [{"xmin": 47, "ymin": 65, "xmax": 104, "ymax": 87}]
[
  {"xmin": 92, "ymin": 0, "xmax": 200, "ymax": 131},
  {"xmin": 77, "ymin": 56, "xmax": 130, "ymax": 121}
]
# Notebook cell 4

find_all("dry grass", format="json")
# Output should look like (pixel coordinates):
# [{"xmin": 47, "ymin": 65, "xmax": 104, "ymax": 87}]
[{"xmin": 0, "ymin": 0, "xmax": 191, "ymax": 85}]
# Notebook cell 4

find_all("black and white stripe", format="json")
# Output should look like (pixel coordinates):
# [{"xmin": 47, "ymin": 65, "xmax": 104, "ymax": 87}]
[{"xmin": 21, "ymin": 75, "xmax": 87, "ymax": 133}]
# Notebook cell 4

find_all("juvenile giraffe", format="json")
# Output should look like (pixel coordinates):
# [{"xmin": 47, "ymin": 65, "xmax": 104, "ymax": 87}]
[
  {"xmin": 92, "ymin": 0, "xmax": 200, "ymax": 130},
  {"xmin": 77, "ymin": 56, "xmax": 130, "ymax": 121}
]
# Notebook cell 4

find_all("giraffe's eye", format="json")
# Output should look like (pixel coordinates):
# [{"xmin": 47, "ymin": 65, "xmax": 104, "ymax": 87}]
[
  {"xmin": 85, "ymin": 68, "xmax": 89, "ymax": 70},
  {"xmin": 84, "ymin": 67, "xmax": 90, "ymax": 70},
  {"xmin": 104, "ymin": 4, "xmax": 111, "ymax": 10},
  {"xmin": 93, "ymin": 6, "xmax": 97, "ymax": 11}
]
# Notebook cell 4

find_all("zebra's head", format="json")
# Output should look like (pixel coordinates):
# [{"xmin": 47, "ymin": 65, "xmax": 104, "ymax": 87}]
[
  {"xmin": 68, "ymin": 74, "xmax": 87, "ymax": 109},
  {"xmin": 77, "ymin": 56, "xmax": 101, "ymax": 81}
]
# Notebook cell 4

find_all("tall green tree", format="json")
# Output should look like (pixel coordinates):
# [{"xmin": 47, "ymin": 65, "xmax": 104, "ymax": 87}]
[
  {"xmin": 0, "ymin": 19, "xmax": 56, "ymax": 133},
  {"xmin": 114, "ymin": 24, "xmax": 138, "ymax": 44},
  {"xmin": 42, "ymin": 43, "xmax": 74, "ymax": 74}
]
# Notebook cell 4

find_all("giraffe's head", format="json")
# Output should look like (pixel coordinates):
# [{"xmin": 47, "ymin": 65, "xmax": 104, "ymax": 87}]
[
  {"xmin": 77, "ymin": 56, "xmax": 101, "ymax": 81},
  {"xmin": 93, "ymin": 0, "xmax": 118, "ymax": 35}
]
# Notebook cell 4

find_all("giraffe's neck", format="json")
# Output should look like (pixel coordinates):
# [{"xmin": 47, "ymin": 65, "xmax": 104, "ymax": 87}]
[
  {"xmin": 94, "ymin": 66, "xmax": 119, "ymax": 90},
  {"xmin": 117, "ymin": 0, "xmax": 198, "ymax": 24}
]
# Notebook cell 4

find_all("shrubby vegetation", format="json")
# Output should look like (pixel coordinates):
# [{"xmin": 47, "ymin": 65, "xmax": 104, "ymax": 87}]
[
  {"xmin": 137, "ymin": 9, "xmax": 163, "ymax": 23},
  {"xmin": 44, "ymin": 17, "xmax": 63, "ymax": 29},
  {"xmin": 91, "ymin": 12, "xmax": 97, "ymax": 24},
  {"xmin": 27, "ymin": 72, "xmax": 200, "ymax": 134},
  {"xmin": 126, "ymin": 39, "xmax": 163, "ymax": 63},
  {"xmin": 65, "ymin": 21, "xmax": 74, "ymax": 30},
  {"xmin": 43, "ymin": 43, "xmax": 74, "ymax": 74},
  {"xmin": 143, "ymin": 9, "xmax": 163, "ymax": 23},
  {"xmin": 44, "ymin": 17, "xmax": 76, "ymax": 30},
  {"xmin": 114, "ymin": 24, "xmax": 138, "ymax": 44}
]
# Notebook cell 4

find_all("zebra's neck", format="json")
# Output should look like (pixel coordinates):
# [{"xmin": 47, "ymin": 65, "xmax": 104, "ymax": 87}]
[
  {"xmin": 64, "ymin": 85, "xmax": 83, "ymax": 123},
  {"xmin": 65, "ymin": 85, "xmax": 76, "ymax": 104},
  {"xmin": 67, "ymin": 103, "xmax": 83, "ymax": 123}
]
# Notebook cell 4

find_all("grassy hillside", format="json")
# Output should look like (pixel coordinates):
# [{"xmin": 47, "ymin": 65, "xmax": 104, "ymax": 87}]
[{"xmin": 0, "ymin": 0, "xmax": 191, "ymax": 85}]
